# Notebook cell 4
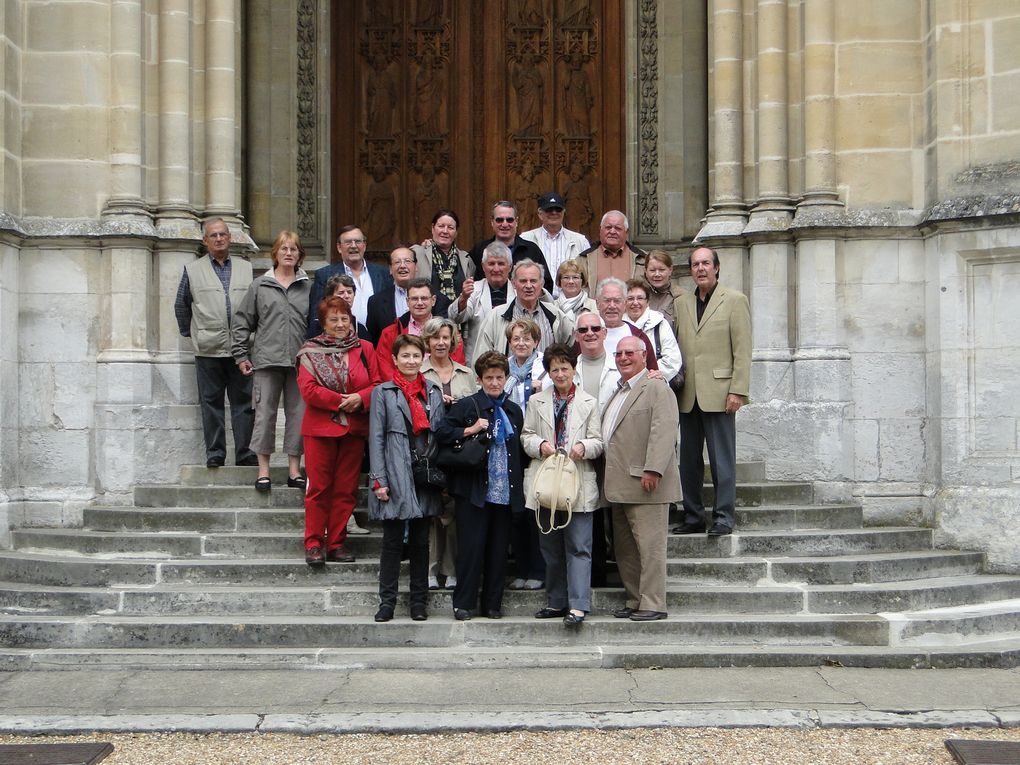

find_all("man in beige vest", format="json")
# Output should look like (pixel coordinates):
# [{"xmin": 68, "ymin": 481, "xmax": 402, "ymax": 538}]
[
  {"xmin": 601, "ymin": 335, "xmax": 681, "ymax": 621},
  {"xmin": 174, "ymin": 218, "xmax": 257, "ymax": 468}
]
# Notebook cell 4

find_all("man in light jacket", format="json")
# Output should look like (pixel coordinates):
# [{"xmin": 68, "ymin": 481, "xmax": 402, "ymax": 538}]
[
  {"xmin": 520, "ymin": 192, "xmax": 590, "ymax": 296},
  {"xmin": 173, "ymin": 218, "xmax": 256, "ymax": 469}
]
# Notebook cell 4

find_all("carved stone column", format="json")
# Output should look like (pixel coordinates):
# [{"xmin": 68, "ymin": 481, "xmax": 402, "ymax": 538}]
[
  {"xmin": 751, "ymin": 0, "xmax": 792, "ymax": 217},
  {"xmin": 702, "ymin": 0, "xmax": 747, "ymax": 238},
  {"xmin": 104, "ymin": 0, "xmax": 147, "ymax": 220},
  {"xmin": 157, "ymin": 0, "xmax": 196, "ymax": 222},
  {"xmin": 204, "ymin": 0, "xmax": 239, "ymax": 219},
  {"xmin": 800, "ymin": 0, "xmax": 841, "ymax": 209}
]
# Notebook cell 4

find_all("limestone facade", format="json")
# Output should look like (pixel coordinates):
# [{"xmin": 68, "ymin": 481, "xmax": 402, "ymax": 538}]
[{"xmin": 0, "ymin": 1, "xmax": 1017, "ymax": 570}]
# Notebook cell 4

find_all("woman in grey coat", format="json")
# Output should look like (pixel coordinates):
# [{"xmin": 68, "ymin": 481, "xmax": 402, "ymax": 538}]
[{"xmin": 368, "ymin": 334, "xmax": 445, "ymax": 622}]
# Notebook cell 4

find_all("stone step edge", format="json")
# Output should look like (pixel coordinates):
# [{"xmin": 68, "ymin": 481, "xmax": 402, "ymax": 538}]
[{"xmin": 1, "ymin": 640, "xmax": 1018, "ymax": 672}]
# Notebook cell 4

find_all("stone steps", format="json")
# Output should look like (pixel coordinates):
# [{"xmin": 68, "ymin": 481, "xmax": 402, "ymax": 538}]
[
  {"xmin": 1, "ymin": 462, "xmax": 1018, "ymax": 669},
  {"xmin": 9, "ymin": 526, "xmax": 930, "ymax": 559},
  {"xmin": 2, "ymin": 576, "xmax": 1018, "ymax": 618}
]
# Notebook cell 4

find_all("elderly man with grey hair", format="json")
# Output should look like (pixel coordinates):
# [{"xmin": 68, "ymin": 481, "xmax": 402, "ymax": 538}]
[
  {"xmin": 448, "ymin": 241, "xmax": 516, "ymax": 362},
  {"xmin": 471, "ymin": 258, "xmax": 574, "ymax": 364},
  {"xmin": 595, "ymin": 277, "xmax": 659, "ymax": 370},
  {"xmin": 576, "ymin": 210, "xmax": 648, "ymax": 289}
]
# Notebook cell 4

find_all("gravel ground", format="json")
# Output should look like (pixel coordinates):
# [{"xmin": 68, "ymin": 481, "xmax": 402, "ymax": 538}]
[{"xmin": 4, "ymin": 728, "xmax": 1020, "ymax": 765}]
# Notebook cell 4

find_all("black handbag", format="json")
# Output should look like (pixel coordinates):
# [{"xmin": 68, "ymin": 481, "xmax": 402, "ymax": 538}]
[
  {"xmin": 400, "ymin": 390, "xmax": 446, "ymax": 491},
  {"xmin": 436, "ymin": 396, "xmax": 490, "ymax": 470}
]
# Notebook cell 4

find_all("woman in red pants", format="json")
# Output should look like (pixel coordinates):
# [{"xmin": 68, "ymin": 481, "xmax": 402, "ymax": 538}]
[{"xmin": 296, "ymin": 296, "xmax": 380, "ymax": 566}]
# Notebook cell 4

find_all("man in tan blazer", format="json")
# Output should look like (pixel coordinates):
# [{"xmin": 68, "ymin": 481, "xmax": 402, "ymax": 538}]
[
  {"xmin": 601, "ymin": 336, "xmax": 681, "ymax": 621},
  {"xmin": 672, "ymin": 246, "xmax": 752, "ymax": 536}
]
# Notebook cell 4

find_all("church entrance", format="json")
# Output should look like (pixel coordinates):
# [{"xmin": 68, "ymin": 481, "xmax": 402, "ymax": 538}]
[{"xmin": 330, "ymin": 0, "xmax": 627, "ymax": 258}]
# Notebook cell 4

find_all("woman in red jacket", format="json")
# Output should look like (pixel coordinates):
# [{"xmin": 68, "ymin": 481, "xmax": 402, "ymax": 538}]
[{"xmin": 297, "ymin": 297, "xmax": 380, "ymax": 567}]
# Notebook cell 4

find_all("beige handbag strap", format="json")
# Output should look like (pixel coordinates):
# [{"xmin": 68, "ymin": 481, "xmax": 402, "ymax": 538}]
[{"xmin": 534, "ymin": 450, "xmax": 574, "ymax": 534}]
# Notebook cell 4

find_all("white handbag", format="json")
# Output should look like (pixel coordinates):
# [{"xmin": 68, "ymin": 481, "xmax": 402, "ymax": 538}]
[{"xmin": 532, "ymin": 449, "xmax": 581, "ymax": 534}]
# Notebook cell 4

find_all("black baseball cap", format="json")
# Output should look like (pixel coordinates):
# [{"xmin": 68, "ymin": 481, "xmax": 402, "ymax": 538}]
[{"xmin": 538, "ymin": 192, "xmax": 565, "ymax": 210}]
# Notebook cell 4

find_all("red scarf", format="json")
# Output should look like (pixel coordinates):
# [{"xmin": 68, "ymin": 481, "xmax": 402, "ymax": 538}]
[{"xmin": 393, "ymin": 372, "xmax": 430, "ymax": 434}]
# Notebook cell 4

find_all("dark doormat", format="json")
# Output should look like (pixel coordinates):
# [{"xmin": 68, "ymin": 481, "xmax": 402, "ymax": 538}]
[
  {"xmin": 946, "ymin": 739, "xmax": 1020, "ymax": 765},
  {"xmin": 0, "ymin": 742, "xmax": 114, "ymax": 765}
]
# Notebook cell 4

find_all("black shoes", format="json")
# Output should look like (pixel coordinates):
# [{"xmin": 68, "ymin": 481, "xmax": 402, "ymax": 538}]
[
  {"xmin": 255, "ymin": 476, "xmax": 271, "ymax": 492},
  {"xmin": 671, "ymin": 523, "xmax": 705, "ymax": 535},
  {"xmin": 707, "ymin": 523, "xmax": 733, "ymax": 536},
  {"xmin": 534, "ymin": 607, "xmax": 568, "ymax": 619},
  {"xmin": 613, "ymin": 607, "xmax": 634, "ymax": 619},
  {"xmin": 563, "ymin": 612, "xmax": 585, "ymax": 628},
  {"xmin": 410, "ymin": 604, "xmax": 428, "ymax": 621},
  {"xmin": 374, "ymin": 605, "xmax": 394, "ymax": 622},
  {"xmin": 304, "ymin": 547, "xmax": 325, "ymax": 567},
  {"xmin": 453, "ymin": 608, "xmax": 472, "ymax": 621},
  {"xmin": 325, "ymin": 546, "xmax": 355, "ymax": 563},
  {"xmin": 484, "ymin": 610, "xmax": 503, "ymax": 619},
  {"xmin": 236, "ymin": 455, "xmax": 259, "ymax": 467},
  {"xmin": 287, "ymin": 475, "xmax": 307, "ymax": 490},
  {"xmin": 206, "ymin": 456, "xmax": 224, "ymax": 469},
  {"xmin": 629, "ymin": 610, "xmax": 667, "ymax": 621}
]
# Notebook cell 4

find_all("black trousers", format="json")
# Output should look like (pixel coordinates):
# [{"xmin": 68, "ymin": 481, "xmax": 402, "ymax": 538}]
[
  {"xmin": 194, "ymin": 355, "xmax": 255, "ymax": 463},
  {"xmin": 509, "ymin": 509, "xmax": 545, "ymax": 581},
  {"xmin": 378, "ymin": 517, "xmax": 430, "ymax": 610},
  {"xmin": 678, "ymin": 401, "xmax": 737, "ymax": 530},
  {"xmin": 453, "ymin": 498, "xmax": 511, "ymax": 613}
]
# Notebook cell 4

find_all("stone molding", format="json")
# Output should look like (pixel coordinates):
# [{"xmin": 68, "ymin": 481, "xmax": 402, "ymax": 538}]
[
  {"xmin": 636, "ymin": 0, "xmax": 659, "ymax": 237},
  {"xmin": 296, "ymin": 0, "xmax": 319, "ymax": 239},
  {"xmin": 0, "ymin": 215, "xmax": 256, "ymax": 249}
]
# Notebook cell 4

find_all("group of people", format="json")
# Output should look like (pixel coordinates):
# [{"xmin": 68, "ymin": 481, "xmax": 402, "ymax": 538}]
[{"xmin": 174, "ymin": 193, "xmax": 752, "ymax": 627}]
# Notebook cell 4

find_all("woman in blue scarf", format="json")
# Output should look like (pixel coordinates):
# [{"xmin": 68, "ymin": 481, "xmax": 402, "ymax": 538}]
[
  {"xmin": 502, "ymin": 319, "xmax": 547, "ymax": 591},
  {"xmin": 434, "ymin": 351, "xmax": 525, "ymax": 620}
]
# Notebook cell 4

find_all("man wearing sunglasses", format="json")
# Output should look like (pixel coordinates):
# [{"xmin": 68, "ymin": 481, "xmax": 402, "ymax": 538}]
[
  {"xmin": 520, "ymin": 192, "xmax": 590, "ymax": 296},
  {"xmin": 467, "ymin": 201, "xmax": 554, "ymax": 294}
]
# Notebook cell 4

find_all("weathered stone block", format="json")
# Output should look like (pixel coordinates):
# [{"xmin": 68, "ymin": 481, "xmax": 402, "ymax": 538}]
[
  {"xmin": 854, "ymin": 419, "xmax": 880, "ymax": 482},
  {"xmin": 22, "ymin": 106, "xmax": 108, "ymax": 161},
  {"xmin": 936, "ymin": 485, "xmax": 1020, "ymax": 572},
  {"xmin": 18, "ymin": 362, "xmax": 95, "ymax": 430},
  {"xmin": 22, "ymin": 52, "xmax": 109, "ymax": 108},
  {"xmin": 18, "ymin": 428, "xmax": 91, "ymax": 488},
  {"xmin": 843, "ymin": 283, "xmax": 926, "ymax": 353},
  {"xmin": 837, "ymin": 44, "xmax": 922, "ymax": 96},
  {"xmin": 837, "ymin": 1, "xmax": 921, "ymax": 41},
  {"xmin": 19, "ymin": 295, "xmax": 99, "ymax": 362},
  {"xmin": 878, "ymin": 418, "xmax": 926, "ymax": 482},
  {"xmin": 851, "ymin": 352, "xmax": 926, "ymax": 418},
  {"xmin": 27, "ymin": 2, "xmax": 109, "ymax": 52}
]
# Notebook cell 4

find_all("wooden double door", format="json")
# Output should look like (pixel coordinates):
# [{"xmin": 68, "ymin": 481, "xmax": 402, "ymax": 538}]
[{"xmin": 331, "ymin": 0, "xmax": 626, "ymax": 258}]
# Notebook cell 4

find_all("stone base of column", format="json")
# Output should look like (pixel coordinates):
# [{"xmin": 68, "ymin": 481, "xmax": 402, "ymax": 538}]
[{"xmin": 793, "ymin": 347, "xmax": 851, "ymax": 402}]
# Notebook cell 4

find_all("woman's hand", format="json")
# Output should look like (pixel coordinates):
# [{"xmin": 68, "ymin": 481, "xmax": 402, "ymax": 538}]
[
  {"xmin": 569, "ymin": 442, "xmax": 585, "ymax": 460},
  {"xmin": 338, "ymin": 393, "xmax": 363, "ymax": 412},
  {"xmin": 374, "ymin": 486, "xmax": 390, "ymax": 502},
  {"xmin": 539, "ymin": 440, "xmax": 556, "ymax": 458},
  {"xmin": 443, "ymin": 394, "xmax": 455, "ymax": 406},
  {"xmin": 238, "ymin": 360, "xmax": 253, "ymax": 376},
  {"xmin": 467, "ymin": 418, "xmax": 489, "ymax": 436}
]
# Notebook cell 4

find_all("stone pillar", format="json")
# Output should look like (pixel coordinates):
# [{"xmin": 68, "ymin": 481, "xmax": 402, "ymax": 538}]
[
  {"xmin": 105, "ymin": 0, "xmax": 148, "ymax": 220},
  {"xmin": 751, "ymin": 0, "xmax": 792, "ymax": 216},
  {"xmin": 800, "ymin": 0, "xmax": 841, "ymax": 208},
  {"xmin": 700, "ymin": 0, "xmax": 747, "ymax": 241},
  {"xmin": 204, "ymin": 0, "xmax": 238, "ymax": 219},
  {"xmin": 157, "ymin": 0, "xmax": 195, "ymax": 222}
]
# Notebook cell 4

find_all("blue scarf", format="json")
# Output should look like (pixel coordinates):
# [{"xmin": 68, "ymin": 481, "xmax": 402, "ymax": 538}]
[
  {"xmin": 485, "ymin": 392, "xmax": 514, "ymax": 445},
  {"xmin": 507, "ymin": 353, "xmax": 536, "ymax": 406}
]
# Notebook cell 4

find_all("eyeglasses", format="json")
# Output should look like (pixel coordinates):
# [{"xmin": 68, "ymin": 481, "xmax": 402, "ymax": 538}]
[
  {"xmin": 408, "ymin": 296, "xmax": 432, "ymax": 303},
  {"xmin": 613, "ymin": 349, "xmax": 640, "ymax": 358},
  {"xmin": 340, "ymin": 238, "xmax": 366, "ymax": 246},
  {"xmin": 576, "ymin": 325, "xmax": 603, "ymax": 334},
  {"xmin": 493, "ymin": 217, "xmax": 516, "ymax": 223},
  {"xmin": 600, "ymin": 297, "xmax": 623, "ymax": 305},
  {"xmin": 626, "ymin": 295, "xmax": 648, "ymax": 302},
  {"xmin": 206, "ymin": 232, "xmax": 229, "ymax": 239},
  {"xmin": 392, "ymin": 259, "xmax": 415, "ymax": 266}
]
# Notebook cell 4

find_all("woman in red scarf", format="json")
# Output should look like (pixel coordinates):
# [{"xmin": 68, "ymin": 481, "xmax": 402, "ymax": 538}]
[
  {"xmin": 297, "ymin": 297, "xmax": 380, "ymax": 567},
  {"xmin": 368, "ymin": 334, "xmax": 446, "ymax": 622}
]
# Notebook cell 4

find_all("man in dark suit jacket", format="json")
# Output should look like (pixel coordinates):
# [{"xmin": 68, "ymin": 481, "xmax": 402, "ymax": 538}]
[
  {"xmin": 308, "ymin": 225, "xmax": 392, "ymax": 337},
  {"xmin": 366, "ymin": 246, "xmax": 418, "ymax": 342},
  {"xmin": 467, "ymin": 201, "xmax": 554, "ymax": 294}
]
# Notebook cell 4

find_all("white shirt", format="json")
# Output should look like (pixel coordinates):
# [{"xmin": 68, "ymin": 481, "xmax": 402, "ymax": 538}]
[
  {"xmin": 394, "ymin": 285, "xmax": 408, "ymax": 317},
  {"xmin": 345, "ymin": 262, "xmax": 375, "ymax": 325},
  {"xmin": 602, "ymin": 369, "xmax": 647, "ymax": 440},
  {"xmin": 603, "ymin": 323, "xmax": 631, "ymax": 359}
]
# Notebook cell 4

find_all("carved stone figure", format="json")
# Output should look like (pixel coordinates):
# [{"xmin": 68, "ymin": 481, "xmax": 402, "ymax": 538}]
[
  {"xmin": 415, "ymin": 51, "xmax": 445, "ymax": 135},
  {"xmin": 415, "ymin": 164, "xmax": 441, "ymax": 232},
  {"xmin": 516, "ymin": 0, "xmax": 543, "ymax": 25},
  {"xmin": 416, "ymin": 0, "xmax": 444, "ymax": 25},
  {"xmin": 559, "ymin": 0, "xmax": 590, "ymax": 25},
  {"xmin": 367, "ymin": 56, "xmax": 398, "ymax": 136},
  {"xmin": 513, "ymin": 157, "xmax": 539, "ymax": 227}
]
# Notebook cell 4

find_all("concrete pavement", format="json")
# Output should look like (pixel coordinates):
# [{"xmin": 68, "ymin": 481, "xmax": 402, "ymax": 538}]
[{"xmin": 0, "ymin": 667, "xmax": 1017, "ymax": 733}]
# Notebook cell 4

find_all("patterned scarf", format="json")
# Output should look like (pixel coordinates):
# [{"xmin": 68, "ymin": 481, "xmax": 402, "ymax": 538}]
[
  {"xmin": 552, "ymin": 384, "xmax": 575, "ymax": 450},
  {"xmin": 486, "ymin": 392, "xmax": 514, "ymax": 445},
  {"xmin": 296, "ymin": 329, "xmax": 362, "ymax": 394},
  {"xmin": 431, "ymin": 242, "xmax": 458, "ymax": 303},
  {"xmin": 393, "ymin": 371, "xmax": 431, "ymax": 434},
  {"xmin": 556, "ymin": 290, "xmax": 590, "ymax": 316},
  {"xmin": 506, "ymin": 352, "xmax": 536, "ymax": 407}
]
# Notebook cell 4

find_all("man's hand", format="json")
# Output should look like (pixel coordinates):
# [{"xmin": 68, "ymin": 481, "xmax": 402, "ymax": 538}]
[
  {"xmin": 458, "ymin": 277, "xmax": 475, "ymax": 309},
  {"xmin": 725, "ymin": 393, "xmax": 747, "ymax": 414},
  {"xmin": 238, "ymin": 360, "xmax": 253, "ymax": 376},
  {"xmin": 641, "ymin": 471, "xmax": 660, "ymax": 492}
]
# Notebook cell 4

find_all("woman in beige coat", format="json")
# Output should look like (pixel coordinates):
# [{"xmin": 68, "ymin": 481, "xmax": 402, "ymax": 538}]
[{"xmin": 521, "ymin": 343, "xmax": 603, "ymax": 627}]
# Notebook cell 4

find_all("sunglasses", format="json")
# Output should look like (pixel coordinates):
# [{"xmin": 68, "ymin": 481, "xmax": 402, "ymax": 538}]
[
  {"xmin": 576, "ymin": 325, "xmax": 603, "ymax": 334},
  {"xmin": 613, "ymin": 349, "xmax": 640, "ymax": 358},
  {"xmin": 493, "ymin": 216, "xmax": 516, "ymax": 223}
]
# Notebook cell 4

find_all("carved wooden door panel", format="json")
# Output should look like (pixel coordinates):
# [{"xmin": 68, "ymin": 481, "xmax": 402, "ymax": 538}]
[{"xmin": 331, "ymin": 0, "xmax": 625, "ymax": 260}]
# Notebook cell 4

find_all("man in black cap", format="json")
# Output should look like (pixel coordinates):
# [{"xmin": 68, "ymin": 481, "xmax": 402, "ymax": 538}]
[
  {"xmin": 521, "ymin": 191, "xmax": 591, "ymax": 296},
  {"xmin": 466, "ymin": 200, "xmax": 554, "ymax": 294}
]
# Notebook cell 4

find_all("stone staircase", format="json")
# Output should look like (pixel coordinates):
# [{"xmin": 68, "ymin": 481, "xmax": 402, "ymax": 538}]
[{"xmin": 0, "ymin": 462, "xmax": 1019, "ymax": 670}]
